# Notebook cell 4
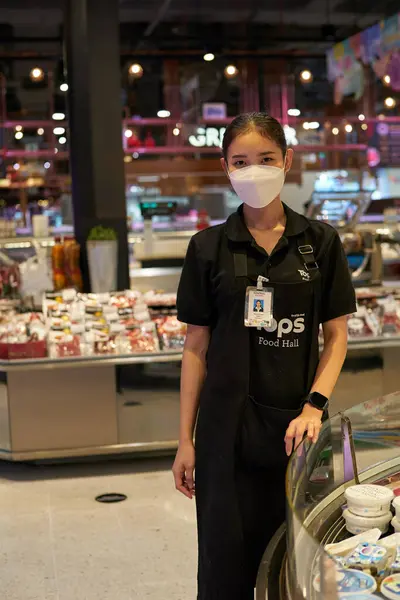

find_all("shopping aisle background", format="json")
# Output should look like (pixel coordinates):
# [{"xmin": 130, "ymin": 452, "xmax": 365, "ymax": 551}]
[{"xmin": 0, "ymin": 458, "xmax": 197, "ymax": 600}]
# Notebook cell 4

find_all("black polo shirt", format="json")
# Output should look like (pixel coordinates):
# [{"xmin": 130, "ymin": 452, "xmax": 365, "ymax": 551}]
[{"xmin": 177, "ymin": 203, "xmax": 357, "ymax": 407}]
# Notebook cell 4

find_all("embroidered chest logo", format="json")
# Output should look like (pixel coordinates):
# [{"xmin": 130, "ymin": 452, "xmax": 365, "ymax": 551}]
[{"xmin": 298, "ymin": 269, "xmax": 310, "ymax": 281}]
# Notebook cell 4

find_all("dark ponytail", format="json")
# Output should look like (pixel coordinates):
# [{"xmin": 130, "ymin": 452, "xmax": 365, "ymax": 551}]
[{"xmin": 222, "ymin": 112, "xmax": 287, "ymax": 160}]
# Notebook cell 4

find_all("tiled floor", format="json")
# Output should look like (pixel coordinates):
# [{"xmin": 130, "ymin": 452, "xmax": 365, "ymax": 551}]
[{"xmin": 0, "ymin": 458, "xmax": 197, "ymax": 600}]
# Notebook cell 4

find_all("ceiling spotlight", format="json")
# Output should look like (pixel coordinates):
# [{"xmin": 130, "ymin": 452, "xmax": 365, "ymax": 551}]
[
  {"xmin": 203, "ymin": 53, "xmax": 215, "ymax": 62},
  {"xmin": 58, "ymin": 136, "xmax": 67, "ymax": 144},
  {"xmin": 361, "ymin": 123, "xmax": 368, "ymax": 131},
  {"xmin": 345, "ymin": 124, "xmax": 353, "ymax": 133},
  {"xmin": 124, "ymin": 129, "xmax": 133, "ymax": 138},
  {"xmin": 53, "ymin": 127, "xmax": 65, "ymax": 135},
  {"xmin": 224, "ymin": 64, "xmax": 238, "ymax": 78},
  {"xmin": 52, "ymin": 112, "xmax": 65, "ymax": 121},
  {"xmin": 13, "ymin": 163, "xmax": 20, "ymax": 171},
  {"xmin": 14, "ymin": 131, "xmax": 24, "ymax": 140},
  {"xmin": 157, "ymin": 110, "xmax": 171, "ymax": 118},
  {"xmin": 358, "ymin": 114, "xmax": 365, "ymax": 121},
  {"xmin": 173, "ymin": 128, "xmax": 180, "ymax": 136},
  {"xmin": 15, "ymin": 125, "xmax": 23, "ymax": 132},
  {"xmin": 132, "ymin": 152, "xmax": 139, "ymax": 159},
  {"xmin": 332, "ymin": 127, "xmax": 339, "ymax": 135},
  {"xmin": 60, "ymin": 83, "xmax": 69, "ymax": 92},
  {"xmin": 37, "ymin": 128, "xmax": 44, "ymax": 135},
  {"xmin": 303, "ymin": 122, "xmax": 310, "ymax": 130},
  {"xmin": 30, "ymin": 67, "xmax": 44, "ymax": 82},
  {"xmin": 287, "ymin": 108, "xmax": 301, "ymax": 117},
  {"xmin": 384, "ymin": 96, "xmax": 396, "ymax": 108},
  {"xmin": 124, "ymin": 155, "xmax": 133, "ymax": 163},
  {"xmin": 300, "ymin": 69, "xmax": 313, "ymax": 83},
  {"xmin": 378, "ymin": 114, "xmax": 385, "ymax": 120},
  {"xmin": 44, "ymin": 162, "xmax": 51, "ymax": 169},
  {"xmin": 307, "ymin": 121, "xmax": 320, "ymax": 129},
  {"xmin": 129, "ymin": 63, "xmax": 143, "ymax": 78},
  {"xmin": 383, "ymin": 75, "xmax": 391, "ymax": 85}
]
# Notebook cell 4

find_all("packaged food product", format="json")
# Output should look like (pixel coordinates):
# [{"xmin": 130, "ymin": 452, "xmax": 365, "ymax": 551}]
[
  {"xmin": 313, "ymin": 569, "xmax": 377, "ymax": 595},
  {"xmin": 381, "ymin": 573, "xmax": 400, "ymax": 598},
  {"xmin": 392, "ymin": 518, "xmax": 400, "ymax": 533},
  {"xmin": 156, "ymin": 316, "xmax": 186, "ymax": 350},
  {"xmin": 345, "ymin": 484, "xmax": 394, "ymax": 517},
  {"xmin": 325, "ymin": 530, "xmax": 383, "ymax": 557},
  {"xmin": 393, "ymin": 498, "xmax": 400, "ymax": 520},
  {"xmin": 381, "ymin": 535, "xmax": 400, "ymax": 550},
  {"xmin": 344, "ymin": 542, "xmax": 388, "ymax": 575},
  {"xmin": 339, "ymin": 595, "xmax": 381, "ymax": 599},
  {"xmin": 389, "ymin": 547, "xmax": 400, "ymax": 574},
  {"xmin": 343, "ymin": 509, "xmax": 392, "ymax": 535}
]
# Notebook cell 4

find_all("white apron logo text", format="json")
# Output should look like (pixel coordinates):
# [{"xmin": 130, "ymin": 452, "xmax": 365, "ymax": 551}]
[
  {"xmin": 298, "ymin": 270, "xmax": 310, "ymax": 281},
  {"xmin": 258, "ymin": 315, "xmax": 305, "ymax": 348}
]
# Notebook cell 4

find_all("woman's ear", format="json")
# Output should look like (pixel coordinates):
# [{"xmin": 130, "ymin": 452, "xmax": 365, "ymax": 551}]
[
  {"xmin": 284, "ymin": 148, "xmax": 294, "ymax": 173},
  {"xmin": 220, "ymin": 157, "xmax": 226, "ymax": 171}
]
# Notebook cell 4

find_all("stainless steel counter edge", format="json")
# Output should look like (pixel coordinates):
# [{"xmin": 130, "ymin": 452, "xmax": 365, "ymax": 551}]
[{"xmin": 0, "ymin": 351, "xmax": 183, "ymax": 371}]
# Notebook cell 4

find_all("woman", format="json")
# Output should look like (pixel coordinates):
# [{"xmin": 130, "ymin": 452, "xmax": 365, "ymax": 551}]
[{"xmin": 172, "ymin": 112, "xmax": 356, "ymax": 599}]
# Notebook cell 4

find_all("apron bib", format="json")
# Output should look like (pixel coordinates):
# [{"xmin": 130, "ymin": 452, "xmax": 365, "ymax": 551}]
[{"xmin": 234, "ymin": 236, "xmax": 321, "ymax": 470}]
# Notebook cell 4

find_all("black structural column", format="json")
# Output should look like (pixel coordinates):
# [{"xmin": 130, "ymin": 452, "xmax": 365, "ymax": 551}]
[{"xmin": 65, "ymin": 0, "xmax": 129, "ymax": 291}]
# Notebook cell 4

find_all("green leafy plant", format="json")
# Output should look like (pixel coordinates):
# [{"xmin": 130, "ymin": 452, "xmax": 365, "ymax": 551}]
[{"xmin": 87, "ymin": 225, "xmax": 117, "ymax": 241}]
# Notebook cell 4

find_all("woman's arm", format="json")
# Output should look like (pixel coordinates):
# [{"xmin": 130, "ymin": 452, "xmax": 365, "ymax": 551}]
[
  {"xmin": 179, "ymin": 324, "xmax": 210, "ymax": 442},
  {"xmin": 285, "ymin": 315, "xmax": 348, "ymax": 454},
  {"xmin": 173, "ymin": 324, "xmax": 210, "ymax": 499},
  {"xmin": 311, "ymin": 315, "xmax": 348, "ymax": 398}
]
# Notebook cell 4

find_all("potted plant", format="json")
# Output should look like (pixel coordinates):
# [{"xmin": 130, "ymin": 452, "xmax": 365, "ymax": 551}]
[{"xmin": 86, "ymin": 225, "xmax": 118, "ymax": 293}]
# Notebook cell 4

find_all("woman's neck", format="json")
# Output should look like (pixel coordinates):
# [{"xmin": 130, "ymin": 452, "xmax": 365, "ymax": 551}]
[{"xmin": 243, "ymin": 197, "xmax": 285, "ymax": 231}]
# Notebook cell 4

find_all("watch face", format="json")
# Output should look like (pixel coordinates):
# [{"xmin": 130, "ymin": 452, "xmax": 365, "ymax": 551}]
[{"xmin": 309, "ymin": 392, "xmax": 329, "ymax": 410}]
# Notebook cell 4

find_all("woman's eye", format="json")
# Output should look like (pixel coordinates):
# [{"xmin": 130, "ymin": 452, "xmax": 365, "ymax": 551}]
[
  {"xmin": 261, "ymin": 157, "xmax": 273, "ymax": 164},
  {"xmin": 233, "ymin": 160, "xmax": 246, "ymax": 168}
]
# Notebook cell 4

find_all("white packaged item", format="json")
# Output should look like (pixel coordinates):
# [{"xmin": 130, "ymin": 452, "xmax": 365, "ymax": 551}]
[
  {"xmin": 325, "ymin": 529, "xmax": 382, "ymax": 557},
  {"xmin": 32, "ymin": 214, "xmax": 49, "ymax": 238},
  {"xmin": 381, "ymin": 534, "xmax": 400, "ymax": 550},
  {"xmin": 393, "ymin": 498, "xmax": 400, "ymax": 521},
  {"xmin": 392, "ymin": 517, "xmax": 400, "ymax": 533},
  {"xmin": 313, "ymin": 568, "xmax": 377, "ymax": 595},
  {"xmin": 381, "ymin": 573, "xmax": 400, "ymax": 599},
  {"xmin": 343, "ymin": 508, "xmax": 392, "ymax": 535},
  {"xmin": 345, "ymin": 484, "xmax": 394, "ymax": 517}
]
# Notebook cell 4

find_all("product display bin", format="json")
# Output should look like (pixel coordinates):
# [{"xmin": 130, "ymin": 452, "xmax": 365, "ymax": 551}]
[{"xmin": 256, "ymin": 390, "xmax": 400, "ymax": 599}]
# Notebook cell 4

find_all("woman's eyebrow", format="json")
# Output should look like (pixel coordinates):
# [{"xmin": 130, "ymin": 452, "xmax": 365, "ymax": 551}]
[
  {"xmin": 231, "ymin": 154, "xmax": 247, "ymax": 159},
  {"xmin": 258, "ymin": 151, "xmax": 275, "ymax": 156}
]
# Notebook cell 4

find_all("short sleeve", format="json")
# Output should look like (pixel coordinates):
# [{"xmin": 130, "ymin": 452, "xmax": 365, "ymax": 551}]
[
  {"xmin": 177, "ymin": 237, "xmax": 212, "ymax": 326},
  {"xmin": 320, "ymin": 231, "xmax": 357, "ymax": 323}
]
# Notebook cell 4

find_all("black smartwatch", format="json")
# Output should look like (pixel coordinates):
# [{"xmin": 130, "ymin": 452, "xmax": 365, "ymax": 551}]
[{"xmin": 304, "ymin": 391, "xmax": 329, "ymax": 412}]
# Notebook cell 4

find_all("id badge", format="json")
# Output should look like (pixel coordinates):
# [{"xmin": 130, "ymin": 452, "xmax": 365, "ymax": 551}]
[{"xmin": 245, "ymin": 285, "xmax": 274, "ymax": 328}]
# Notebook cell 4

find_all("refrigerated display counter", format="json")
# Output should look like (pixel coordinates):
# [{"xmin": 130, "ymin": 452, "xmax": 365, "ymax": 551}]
[
  {"xmin": 0, "ymin": 336, "xmax": 399, "ymax": 462},
  {"xmin": 256, "ymin": 390, "xmax": 400, "ymax": 600}
]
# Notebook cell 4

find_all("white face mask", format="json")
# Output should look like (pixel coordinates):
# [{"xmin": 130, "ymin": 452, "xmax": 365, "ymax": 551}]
[{"xmin": 229, "ymin": 164, "xmax": 286, "ymax": 209}]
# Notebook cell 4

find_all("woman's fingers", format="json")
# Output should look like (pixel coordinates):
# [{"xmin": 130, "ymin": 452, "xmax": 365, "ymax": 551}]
[
  {"xmin": 173, "ymin": 465, "xmax": 194, "ymax": 499},
  {"xmin": 185, "ymin": 465, "xmax": 195, "ymax": 493},
  {"xmin": 285, "ymin": 417, "xmax": 322, "ymax": 456}
]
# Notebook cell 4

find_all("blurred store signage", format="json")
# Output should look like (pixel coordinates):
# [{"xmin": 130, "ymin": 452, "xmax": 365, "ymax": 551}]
[
  {"xmin": 188, "ymin": 127, "xmax": 226, "ymax": 148},
  {"xmin": 202, "ymin": 103, "xmax": 227, "ymax": 120}
]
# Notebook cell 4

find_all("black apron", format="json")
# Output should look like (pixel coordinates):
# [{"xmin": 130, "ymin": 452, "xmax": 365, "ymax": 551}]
[{"xmin": 195, "ymin": 233, "xmax": 321, "ymax": 600}]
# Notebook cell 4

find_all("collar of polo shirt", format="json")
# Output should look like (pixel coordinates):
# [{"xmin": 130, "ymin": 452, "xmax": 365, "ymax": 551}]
[{"xmin": 225, "ymin": 203, "xmax": 309, "ymax": 243}]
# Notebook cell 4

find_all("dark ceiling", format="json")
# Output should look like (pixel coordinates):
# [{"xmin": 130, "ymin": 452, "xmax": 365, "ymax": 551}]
[{"xmin": 0, "ymin": 0, "xmax": 398, "ymax": 55}]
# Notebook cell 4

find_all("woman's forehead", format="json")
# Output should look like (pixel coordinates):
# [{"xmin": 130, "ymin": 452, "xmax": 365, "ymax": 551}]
[{"xmin": 227, "ymin": 131, "xmax": 279, "ymax": 156}]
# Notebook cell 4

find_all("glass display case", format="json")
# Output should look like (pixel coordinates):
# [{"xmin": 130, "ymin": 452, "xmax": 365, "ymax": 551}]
[{"xmin": 257, "ymin": 390, "xmax": 400, "ymax": 599}]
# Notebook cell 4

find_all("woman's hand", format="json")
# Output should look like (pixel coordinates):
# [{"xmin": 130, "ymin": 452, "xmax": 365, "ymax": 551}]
[
  {"xmin": 172, "ymin": 440, "xmax": 196, "ymax": 500},
  {"xmin": 284, "ymin": 404, "xmax": 323, "ymax": 456}
]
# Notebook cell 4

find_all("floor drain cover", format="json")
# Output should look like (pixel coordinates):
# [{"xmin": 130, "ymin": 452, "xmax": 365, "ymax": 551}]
[{"xmin": 95, "ymin": 493, "xmax": 127, "ymax": 504}]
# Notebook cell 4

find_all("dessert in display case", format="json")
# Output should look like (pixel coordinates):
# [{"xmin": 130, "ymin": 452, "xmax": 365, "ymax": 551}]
[{"xmin": 256, "ymin": 390, "xmax": 400, "ymax": 600}]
